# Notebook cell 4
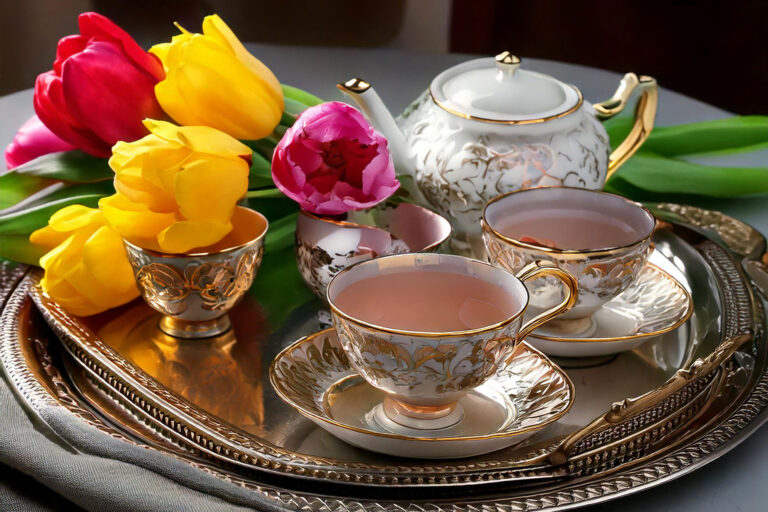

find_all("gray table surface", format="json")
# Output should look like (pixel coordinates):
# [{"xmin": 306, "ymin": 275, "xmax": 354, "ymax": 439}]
[{"xmin": 1, "ymin": 44, "xmax": 767, "ymax": 511}]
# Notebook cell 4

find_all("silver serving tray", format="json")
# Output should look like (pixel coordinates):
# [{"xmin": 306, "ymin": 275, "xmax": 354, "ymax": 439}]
[{"xmin": 2, "ymin": 203, "xmax": 768, "ymax": 509}]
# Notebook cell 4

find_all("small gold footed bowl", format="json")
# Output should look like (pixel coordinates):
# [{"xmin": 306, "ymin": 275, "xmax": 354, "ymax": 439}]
[
  {"xmin": 295, "ymin": 202, "xmax": 452, "ymax": 300},
  {"xmin": 326, "ymin": 253, "xmax": 577, "ymax": 434},
  {"xmin": 123, "ymin": 206, "xmax": 268, "ymax": 339}
]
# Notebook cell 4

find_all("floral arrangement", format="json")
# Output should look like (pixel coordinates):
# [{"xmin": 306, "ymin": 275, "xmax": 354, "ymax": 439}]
[
  {"xmin": 4, "ymin": 11, "xmax": 767, "ymax": 322},
  {"xmin": 0, "ymin": 11, "xmax": 401, "ymax": 319}
]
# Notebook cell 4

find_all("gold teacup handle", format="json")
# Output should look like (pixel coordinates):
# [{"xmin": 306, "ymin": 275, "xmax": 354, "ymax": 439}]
[
  {"xmin": 594, "ymin": 72, "xmax": 658, "ymax": 180},
  {"xmin": 515, "ymin": 261, "xmax": 579, "ymax": 340}
]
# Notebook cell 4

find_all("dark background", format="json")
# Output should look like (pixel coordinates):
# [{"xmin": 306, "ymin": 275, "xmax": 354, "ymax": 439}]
[
  {"xmin": 0, "ymin": 0, "xmax": 765, "ymax": 114},
  {"xmin": 450, "ymin": 0, "xmax": 767, "ymax": 114}
]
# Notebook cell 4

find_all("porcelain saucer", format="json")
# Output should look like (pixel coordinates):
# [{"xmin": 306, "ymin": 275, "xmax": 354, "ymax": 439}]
[
  {"xmin": 526, "ymin": 263, "xmax": 693, "ymax": 358},
  {"xmin": 269, "ymin": 328, "xmax": 574, "ymax": 459}
]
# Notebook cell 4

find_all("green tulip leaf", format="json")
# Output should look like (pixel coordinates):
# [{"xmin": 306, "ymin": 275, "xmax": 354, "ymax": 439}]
[
  {"xmin": 3, "ymin": 181, "xmax": 115, "ymax": 214},
  {"xmin": 0, "ymin": 151, "xmax": 113, "ymax": 210},
  {"xmin": 280, "ymin": 112, "xmax": 296, "ymax": 127},
  {"xmin": 248, "ymin": 151, "xmax": 274, "ymax": 188},
  {"xmin": 0, "ymin": 172, "xmax": 57, "ymax": 210},
  {"xmin": 0, "ymin": 194, "xmax": 103, "ymax": 236},
  {"xmin": 243, "ymin": 139, "xmax": 277, "ymax": 162},
  {"xmin": 607, "ymin": 152, "xmax": 768, "ymax": 197},
  {"xmin": 248, "ymin": 243, "xmax": 317, "ymax": 328},
  {"xmin": 10, "ymin": 150, "xmax": 113, "ymax": 182},
  {"xmin": 246, "ymin": 188, "xmax": 285, "ymax": 199},
  {"xmin": 245, "ymin": 195, "xmax": 298, "ymax": 223},
  {"xmin": 282, "ymin": 84, "xmax": 324, "ymax": 107},
  {"xmin": 0, "ymin": 234, "xmax": 46, "ymax": 266},
  {"xmin": 283, "ymin": 98, "xmax": 308, "ymax": 117},
  {"xmin": 264, "ymin": 212, "xmax": 298, "ymax": 254},
  {"xmin": 604, "ymin": 116, "xmax": 768, "ymax": 156}
]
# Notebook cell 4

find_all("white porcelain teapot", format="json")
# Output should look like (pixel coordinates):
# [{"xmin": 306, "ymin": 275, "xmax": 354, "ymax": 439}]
[{"xmin": 338, "ymin": 52, "xmax": 658, "ymax": 256}]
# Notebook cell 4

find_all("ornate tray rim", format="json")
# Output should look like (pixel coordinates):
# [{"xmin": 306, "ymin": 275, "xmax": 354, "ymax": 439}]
[
  {"xmin": 1, "ymin": 203, "xmax": 767, "ymax": 507},
  {"xmin": 19, "ymin": 202, "xmax": 768, "ymax": 486}
]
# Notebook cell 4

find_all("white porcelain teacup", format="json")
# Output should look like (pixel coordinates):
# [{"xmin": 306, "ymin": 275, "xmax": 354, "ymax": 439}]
[
  {"xmin": 295, "ymin": 203, "xmax": 451, "ymax": 300},
  {"xmin": 326, "ymin": 253, "xmax": 576, "ymax": 432},
  {"xmin": 482, "ymin": 187, "xmax": 656, "ymax": 336}
]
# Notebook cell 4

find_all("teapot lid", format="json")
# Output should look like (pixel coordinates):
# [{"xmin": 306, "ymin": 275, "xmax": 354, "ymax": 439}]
[{"xmin": 430, "ymin": 52, "xmax": 582, "ymax": 123}]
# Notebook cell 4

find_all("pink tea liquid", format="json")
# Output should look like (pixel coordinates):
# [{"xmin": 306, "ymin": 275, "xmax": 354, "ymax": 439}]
[
  {"xmin": 333, "ymin": 271, "xmax": 517, "ymax": 332},
  {"xmin": 495, "ymin": 210, "xmax": 639, "ymax": 250}
]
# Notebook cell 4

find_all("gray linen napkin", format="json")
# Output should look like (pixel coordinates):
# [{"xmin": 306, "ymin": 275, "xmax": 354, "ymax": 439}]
[{"xmin": 0, "ymin": 263, "xmax": 284, "ymax": 512}]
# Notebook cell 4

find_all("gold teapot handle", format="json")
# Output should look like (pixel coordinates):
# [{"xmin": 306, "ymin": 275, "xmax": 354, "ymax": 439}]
[
  {"xmin": 515, "ymin": 261, "xmax": 578, "ymax": 340},
  {"xmin": 594, "ymin": 73, "xmax": 658, "ymax": 180}
]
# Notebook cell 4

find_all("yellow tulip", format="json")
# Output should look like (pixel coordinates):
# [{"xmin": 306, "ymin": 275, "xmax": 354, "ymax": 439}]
[
  {"xmin": 30, "ymin": 205, "xmax": 139, "ymax": 316},
  {"xmin": 150, "ymin": 14, "xmax": 284, "ymax": 140},
  {"xmin": 100, "ymin": 119, "xmax": 252, "ymax": 254}
]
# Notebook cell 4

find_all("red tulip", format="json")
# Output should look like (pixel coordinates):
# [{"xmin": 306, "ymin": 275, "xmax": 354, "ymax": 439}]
[
  {"xmin": 4, "ymin": 115, "xmax": 75, "ymax": 169},
  {"xmin": 34, "ymin": 12, "xmax": 165, "ymax": 158}
]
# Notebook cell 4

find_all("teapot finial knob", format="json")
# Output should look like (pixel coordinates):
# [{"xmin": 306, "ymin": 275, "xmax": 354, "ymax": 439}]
[{"xmin": 495, "ymin": 51, "xmax": 521, "ymax": 77}]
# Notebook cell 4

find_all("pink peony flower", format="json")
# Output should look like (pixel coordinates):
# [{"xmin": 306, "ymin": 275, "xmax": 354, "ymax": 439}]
[
  {"xmin": 271, "ymin": 101, "xmax": 399, "ymax": 215},
  {"xmin": 4, "ymin": 115, "xmax": 76, "ymax": 169}
]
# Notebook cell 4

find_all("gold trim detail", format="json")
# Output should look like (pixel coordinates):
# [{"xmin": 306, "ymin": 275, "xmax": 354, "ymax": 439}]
[
  {"xmin": 595, "ymin": 73, "xmax": 659, "ymax": 179},
  {"xmin": 495, "ymin": 51, "xmax": 521, "ymax": 66},
  {"xmin": 336, "ymin": 78, "xmax": 371, "ymax": 94},
  {"xmin": 299, "ymin": 207, "xmax": 451, "ymax": 254},
  {"xmin": 430, "ymin": 87, "xmax": 584, "ymax": 125},
  {"xmin": 122, "ymin": 207, "xmax": 268, "ymax": 258},
  {"xmin": 7, "ymin": 255, "xmax": 768, "ymax": 508},
  {"xmin": 8, "ymin": 202, "xmax": 766, "ymax": 494},
  {"xmin": 515, "ymin": 261, "xmax": 578, "ymax": 340}
]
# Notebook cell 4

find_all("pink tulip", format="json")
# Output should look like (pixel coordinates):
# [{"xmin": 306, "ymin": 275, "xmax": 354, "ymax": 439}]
[
  {"xmin": 34, "ymin": 12, "xmax": 165, "ymax": 158},
  {"xmin": 4, "ymin": 115, "xmax": 75, "ymax": 169},
  {"xmin": 272, "ymin": 102, "xmax": 399, "ymax": 215}
]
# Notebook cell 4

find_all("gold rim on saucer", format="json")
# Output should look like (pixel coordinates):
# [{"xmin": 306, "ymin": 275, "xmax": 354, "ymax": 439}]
[
  {"xmin": 529, "ymin": 263, "xmax": 693, "ymax": 343},
  {"xmin": 269, "ymin": 328, "xmax": 574, "ymax": 442}
]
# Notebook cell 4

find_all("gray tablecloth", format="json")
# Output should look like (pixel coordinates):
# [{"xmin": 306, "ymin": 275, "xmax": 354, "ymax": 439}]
[{"xmin": 1, "ymin": 44, "xmax": 767, "ymax": 512}]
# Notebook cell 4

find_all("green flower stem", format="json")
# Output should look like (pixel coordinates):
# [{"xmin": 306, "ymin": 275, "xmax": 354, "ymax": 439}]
[{"xmin": 245, "ymin": 188, "xmax": 285, "ymax": 199}]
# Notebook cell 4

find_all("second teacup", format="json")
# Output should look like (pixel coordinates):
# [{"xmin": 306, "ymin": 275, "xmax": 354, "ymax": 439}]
[
  {"xmin": 482, "ymin": 187, "xmax": 656, "ymax": 336},
  {"xmin": 326, "ymin": 252, "xmax": 576, "ymax": 433},
  {"xmin": 296, "ymin": 202, "xmax": 451, "ymax": 300}
]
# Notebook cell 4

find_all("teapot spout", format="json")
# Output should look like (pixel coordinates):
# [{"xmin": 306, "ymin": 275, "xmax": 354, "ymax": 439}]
[{"xmin": 337, "ymin": 78, "xmax": 414, "ymax": 175}]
